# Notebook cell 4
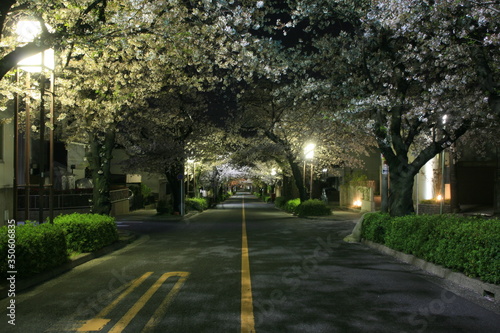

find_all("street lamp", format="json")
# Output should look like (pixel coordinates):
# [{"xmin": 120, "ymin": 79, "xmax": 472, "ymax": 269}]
[
  {"xmin": 14, "ymin": 20, "xmax": 55, "ymax": 223},
  {"xmin": 187, "ymin": 159, "xmax": 195, "ymax": 198},
  {"xmin": 304, "ymin": 143, "xmax": 315, "ymax": 160},
  {"xmin": 304, "ymin": 143, "xmax": 315, "ymax": 199}
]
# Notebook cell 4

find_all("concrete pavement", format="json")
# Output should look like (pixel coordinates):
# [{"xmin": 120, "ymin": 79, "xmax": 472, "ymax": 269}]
[{"xmin": 2, "ymin": 197, "xmax": 499, "ymax": 332}]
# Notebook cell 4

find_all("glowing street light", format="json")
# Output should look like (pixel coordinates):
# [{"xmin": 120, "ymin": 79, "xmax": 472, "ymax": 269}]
[
  {"xmin": 304, "ymin": 143, "xmax": 316, "ymax": 160},
  {"xmin": 16, "ymin": 21, "xmax": 55, "ymax": 72},
  {"xmin": 14, "ymin": 20, "xmax": 55, "ymax": 223}
]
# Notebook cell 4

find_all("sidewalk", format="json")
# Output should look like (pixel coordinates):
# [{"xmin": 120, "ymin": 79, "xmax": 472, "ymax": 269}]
[
  {"xmin": 115, "ymin": 208, "xmax": 198, "ymax": 222},
  {"xmin": 0, "ymin": 228, "xmax": 138, "ymax": 299},
  {"xmin": 301, "ymin": 207, "xmax": 362, "ymax": 222},
  {"xmin": 1, "ymin": 209, "xmax": 202, "ymax": 299}
]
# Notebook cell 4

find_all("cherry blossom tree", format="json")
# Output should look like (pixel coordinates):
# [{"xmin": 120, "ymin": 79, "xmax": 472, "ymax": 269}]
[
  {"xmin": 56, "ymin": 0, "xmax": 267, "ymax": 214},
  {"xmin": 0, "ymin": 0, "xmax": 116, "ymax": 108},
  {"xmin": 236, "ymin": 77, "xmax": 372, "ymax": 202},
  {"xmin": 56, "ymin": 1, "xmax": 192, "ymax": 214},
  {"xmin": 286, "ymin": 0, "xmax": 499, "ymax": 215}
]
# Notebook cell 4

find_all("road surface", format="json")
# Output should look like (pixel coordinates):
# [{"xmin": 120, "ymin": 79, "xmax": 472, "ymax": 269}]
[{"xmin": 1, "ymin": 193, "xmax": 499, "ymax": 332}]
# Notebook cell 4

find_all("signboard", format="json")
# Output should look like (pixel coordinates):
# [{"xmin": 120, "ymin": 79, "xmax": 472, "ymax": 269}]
[
  {"xmin": 382, "ymin": 164, "xmax": 389, "ymax": 175},
  {"xmin": 126, "ymin": 174, "xmax": 142, "ymax": 183}
]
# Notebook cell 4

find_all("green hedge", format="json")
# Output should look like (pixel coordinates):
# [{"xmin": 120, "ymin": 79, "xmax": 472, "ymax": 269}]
[
  {"xmin": 54, "ymin": 213, "xmax": 119, "ymax": 253},
  {"xmin": 274, "ymin": 197, "xmax": 288, "ymax": 209},
  {"xmin": 156, "ymin": 199, "xmax": 173, "ymax": 215},
  {"xmin": 284, "ymin": 198, "xmax": 301, "ymax": 214},
  {"xmin": 361, "ymin": 213, "xmax": 393, "ymax": 244},
  {"xmin": 361, "ymin": 213, "xmax": 500, "ymax": 284},
  {"xmin": 0, "ymin": 223, "xmax": 68, "ymax": 279},
  {"xmin": 296, "ymin": 199, "xmax": 332, "ymax": 217},
  {"xmin": 186, "ymin": 197, "xmax": 209, "ymax": 212}
]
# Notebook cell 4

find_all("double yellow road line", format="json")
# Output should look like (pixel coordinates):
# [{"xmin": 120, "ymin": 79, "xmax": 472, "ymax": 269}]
[
  {"xmin": 78, "ymin": 196, "xmax": 255, "ymax": 332},
  {"xmin": 78, "ymin": 272, "xmax": 189, "ymax": 333}
]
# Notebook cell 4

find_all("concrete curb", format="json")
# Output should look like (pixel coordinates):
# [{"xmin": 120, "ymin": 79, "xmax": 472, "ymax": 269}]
[
  {"xmin": 0, "ymin": 233, "xmax": 138, "ymax": 299},
  {"xmin": 362, "ymin": 239, "xmax": 500, "ymax": 302}
]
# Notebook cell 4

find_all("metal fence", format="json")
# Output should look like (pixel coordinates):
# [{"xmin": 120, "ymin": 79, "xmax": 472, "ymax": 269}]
[{"xmin": 17, "ymin": 188, "xmax": 130, "ymax": 220}]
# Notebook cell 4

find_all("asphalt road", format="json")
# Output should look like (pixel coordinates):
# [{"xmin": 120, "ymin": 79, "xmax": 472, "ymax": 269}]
[{"xmin": 1, "ymin": 193, "xmax": 499, "ymax": 332}]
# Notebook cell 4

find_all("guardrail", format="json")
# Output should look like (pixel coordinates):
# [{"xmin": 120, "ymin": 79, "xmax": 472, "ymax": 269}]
[{"xmin": 17, "ymin": 188, "xmax": 130, "ymax": 211}]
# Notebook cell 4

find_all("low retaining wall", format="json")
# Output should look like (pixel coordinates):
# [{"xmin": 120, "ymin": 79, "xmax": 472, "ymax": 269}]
[
  {"xmin": 418, "ymin": 204, "xmax": 451, "ymax": 215},
  {"xmin": 362, "ymin": 239, "xmax": 500, "ymax": 302},
  {"xmin": 340, "ymin": 182, "xmax": 376, "ymax": 212}
]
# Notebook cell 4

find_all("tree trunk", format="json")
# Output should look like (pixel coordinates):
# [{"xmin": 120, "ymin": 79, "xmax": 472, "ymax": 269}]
[
  {"xmin": 449, "ymin": 147, "xmax": 461, "ymax": 213},
  {"xmin": 264, "ymin": 130, "xmax": 306, "ymax": 202},
  {"xmin": 494, "ymin": 145, "xmax": 500, "ymax": 215},
  {"xmin": 87, "ymin": 131, "xmax": 115, "ymax": 215},
  {"xmin": 388, "ymin": 167, "xmax": 417, "ymax": 217},
  {"xmin": 165, "ymin": 160, "xmax": 184, "ymax": 214},
  {"xmin": 286, "ymin": 154, "xmax": 307, "ymax": 202}
]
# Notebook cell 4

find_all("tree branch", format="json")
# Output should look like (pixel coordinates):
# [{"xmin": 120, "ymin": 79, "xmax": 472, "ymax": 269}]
[{"xmin": 0, "ymin": 0, "xmax": 16, "ymax": 39}]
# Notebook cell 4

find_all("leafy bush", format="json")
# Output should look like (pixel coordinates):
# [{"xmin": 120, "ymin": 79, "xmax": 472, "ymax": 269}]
[
  {"xmin": 284, "ymin": 198, "xmax": 301, "ymax": 214},
  {"xmin": 0, "ymin": 223, "xmax": 68, "ymax": 279},
  {"xmin": 186, "ymin": 197, "xmax": 209, "ymax": 212},
  {"xmin": 361, "ymin": 213, "xmax": 500, "ymax": 284},
  {"xmin": 361, "ymin": 213, "xmax": 392, "ymax": 244},
  {"xmin": 54, "ymin": 213, "xmax": 118, "ymax": 253},
  {"xmin": 274, "ymin": 197, "xmax": 288, "ymax": 209},
  {"xmin": 296, "ymin": 199, "xmax": 331, "ymax": 217},
  {"xmin": 156, "ymin": 199, "xmax": 172, "ymax": 215},
  {"xmin": 221, "ymin": 192, "xmax": 232, "ymax": 201}
]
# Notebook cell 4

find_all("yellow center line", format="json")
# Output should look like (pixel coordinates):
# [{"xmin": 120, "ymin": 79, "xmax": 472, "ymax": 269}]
[
  {"xmin": 241, "ymin": 197, "xmax": 256, "ymax": 332},
  {"xmin": 141, "ymin": 272, "xmax": 190, "ymax": 333},
  {"xmin": 109, "ymin": 272, "xmax": 174, "ymax": 333},
  {"xmin": 77, "ymin": 272, "xmax": 153, "ymax": 332}
]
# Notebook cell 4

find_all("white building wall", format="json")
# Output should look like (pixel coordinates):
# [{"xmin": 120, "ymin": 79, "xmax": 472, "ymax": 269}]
[
  {"xmin": 0, "ymin": 120, "xmax": 14, "ymax": 226},
  {"xmin": 418, "ymin": 157, "xmax": 436, "ymax": 201}
]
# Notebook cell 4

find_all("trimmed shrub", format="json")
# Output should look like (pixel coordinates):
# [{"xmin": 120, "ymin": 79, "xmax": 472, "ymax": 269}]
[
  {"xmin": 274, "ymin": 197, "xmax": 288, "ymax": 209},
  {"xmin": 296, "ymin": 199, "xmax": 332, "ymax": 217},
  {"xmin": 186, "ymin": 197, "xmax": 209, "ymax": 212},
  {"xmin": 284, "ymin": 198, "xmax": 301, "ymax": 214},
  {"xmin": 384, "ymin": 214, "xmax": 448, "ymax": 258},
  {"xmin": 221, "ymin": 192, "xmax": 232, "ymax": 201},
  {"xmin": 54, "ymin": 213, "xmax": 119, "ymax": 253},
  {"xmin": 361, "ymin": 213, "xmax": 392, "ymax": 244},
  {"xmin": 361, "ymin": 212, "xmax": 500, "ymax": 284},
  {"xmin": 156, "ymin": 199, "xmax": 172, "ymax": 215},
  {"xmin": 0, "ymin": 223, "xmax": 68, "ymax": 279}
]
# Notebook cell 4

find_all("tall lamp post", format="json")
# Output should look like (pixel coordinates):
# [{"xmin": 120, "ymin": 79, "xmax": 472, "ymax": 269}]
[
  {"xmin": 304, "ymin": 143, "xmax": 315, "ymax": 199},
  {"xmin": 187, "ymin": 159, "xmax": 195, "ymax": 198},
  {"xmin": 14, "ymin": 21, "xmax": 55, "ymax": 223}
]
